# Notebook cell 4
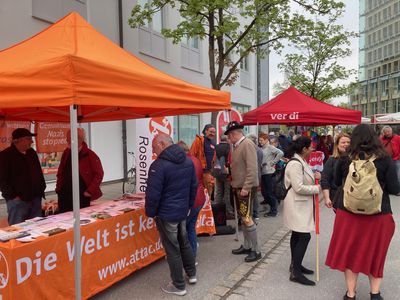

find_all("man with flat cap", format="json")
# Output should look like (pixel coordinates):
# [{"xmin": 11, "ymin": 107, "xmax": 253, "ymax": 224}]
[
  {"xmin": 225, "ymin": 121, "xmax": 261, "ymax": 262},
  {"xmin": 0, "ymin": 128, "xmax": 46, "ymax": 225},
  {"xmin": 190, "ymin": 124, "xmax": 216, "ymax": 196}
]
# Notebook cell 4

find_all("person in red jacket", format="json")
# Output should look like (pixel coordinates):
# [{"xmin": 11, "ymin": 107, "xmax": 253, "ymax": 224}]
[
  {"xmin": 56, "ymin": 128, "xmax": 104, "ymax": 213},
  {"xmin": 380, "ymin": 125, "xmax": 400, "ymax": 195},
  {"xmin": 178, "ymin": 140, "xmax": 206, "ymax": 262}
]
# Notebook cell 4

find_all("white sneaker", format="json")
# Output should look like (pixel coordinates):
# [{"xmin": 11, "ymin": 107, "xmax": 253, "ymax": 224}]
[
  {"xmin": 161, "ymin": 282, "xmax": 187, "ymax": 296},
  {"xmin": 188, "ymin": 276, "xmax": 197, "ymax": 284},
  {"xmin": 195, "ymin": 261, "xmax": 198, "ymax": 266}
]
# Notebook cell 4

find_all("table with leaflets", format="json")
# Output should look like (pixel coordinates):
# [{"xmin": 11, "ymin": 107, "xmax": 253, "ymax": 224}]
[{"xmin": 0, "ymin": 195, "xmax": 165, "ymax": 300}]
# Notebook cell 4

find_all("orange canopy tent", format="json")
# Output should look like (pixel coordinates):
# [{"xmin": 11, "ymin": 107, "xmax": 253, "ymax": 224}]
[
  {"xmin": 0, "ymin": 13, "xmax": 230, "ymax": 299},
  {"xmin": 0, "ymin": 13, "xmax": 230, "ymax": 122}
]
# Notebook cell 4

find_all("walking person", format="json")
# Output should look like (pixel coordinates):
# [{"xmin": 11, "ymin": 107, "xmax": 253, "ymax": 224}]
[
  {"xmin": 146, "ymin": 134, "xmax": 198, "ymax": 296},
  {"xmin": 321, "ymin": 133, "xmax": 351, "ymax": 209},
  {"xmin": 214, "ymin": 134, "xmax": 234, "ymax": 217},
  {"xmin": 326, "ymin": 124, "xmax": 400, "ymax": 300},
  {"xmin": 283, "ymin": 136, "xmax": 321, "ymax": 286},
  {"xmin": 56, "ymin": 128, "xmax": 104, "ymax": 213},
  {"xmin": 226, "ymin": 121, "xmax": 261, "ymax": 262},
  {"xmin": 258, "ymin": 133, "xmax": 284, "ymax": 217},
  {"xmin": 177, "ymin": 140, "xmax": 206, "ymax": 264},
  {"xmin": 0, "ymin": 128, "xmax": 46, "ymax": 225}
]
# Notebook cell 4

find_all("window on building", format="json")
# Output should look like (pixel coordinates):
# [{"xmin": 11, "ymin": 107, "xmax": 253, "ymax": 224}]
[
  {"xmin": 383, "ymin": 64, "xmax": 387, "ymax": 75},
  {"xmin": 382, "ymin": 100, "xmax": 390, "ymax": 113},
  {"xmin": 362, "ymin": 103, "xmax": 368, "ymax": 116},
  {"xmin": 394, "ymin": 61, "xmax": 399, "ymax": 72},
  {"xmin": 181, "ymin": 35, "xmax": 201, "ymax": 72},
  {"xmin": 389, "ymin": 24, "xmax": 393, "ymax": 37},
  {"xmin": 240, "ymin": 54, "xmax": 249, "ymax": 72},
  {"xmin": 138, "ymin": 0, "xmax": 168, "ymax": 61},
  {"xmin": 174, "ymin": 115, "xmax": 200, "ymax": 146},
  {"xmin": 388, "ymin": 43, "xmax": 393, "ymax": 56},
  {"xmin": 32, "ymin": 0, "xmax": 87, "ymax": 23},
  {"xmin": 383, "ymin": 45, "xmax": 387, "ymax": 58},
  {"xmin": 382, "ymin": 80, "xmax": 389, "ymax": 96},
  {"xmin": 395, "ymin": 99, "xmax": 400, "ymax": 111},
  {"xmin": 383, "ymin": 8, "xmax": 388, "ymax": 19},
  {"xmin": 232, "ymin": 103, "xmax": 250, "ymax": 134},
  {"xmin": 240, "ymin": 52, "xmax": 251, "ymax": 89},
  {"xmin": 371, "ymin": 102, "xmax": 377, "ymax": 115},
  {"xmin": 371, "ymin": 82, "xmax": 377, "ymax": 96}
]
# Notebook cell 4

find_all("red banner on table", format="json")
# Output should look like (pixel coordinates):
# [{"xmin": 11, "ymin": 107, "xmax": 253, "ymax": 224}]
[
  {"xmin": 196, "ymin": 190, "xmax": 216, "ymax": 235},
  {"xmin": 0, "ymin": 121, "xmax": 31, "ymax": 151},
  {"xmin": 35, "ymin": 122, "xmax": 70, "ymax": 153}
]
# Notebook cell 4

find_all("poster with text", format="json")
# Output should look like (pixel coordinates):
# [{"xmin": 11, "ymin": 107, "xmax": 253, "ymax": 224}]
[
  {"xmin": 134, "ymin": 117, "xmax": 174, "ymax": 193},
  {"xmin": 0, "ymin": 121, "xmax": 31, "ymax": 151}
]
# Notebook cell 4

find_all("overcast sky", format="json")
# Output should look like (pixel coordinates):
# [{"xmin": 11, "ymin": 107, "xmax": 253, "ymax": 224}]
[{"xmin": 268, "ymin": 0, "xmax": 359, "ymax": 104}]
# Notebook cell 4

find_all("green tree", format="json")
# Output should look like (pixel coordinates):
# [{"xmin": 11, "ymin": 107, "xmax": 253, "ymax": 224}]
[
  {"xmin": 277, "ymin": 9, "xmax": 357, "ymax": 102},
  {"xmin": 129, "ymin": 0, "xmax": 344, "ymax": 122}
]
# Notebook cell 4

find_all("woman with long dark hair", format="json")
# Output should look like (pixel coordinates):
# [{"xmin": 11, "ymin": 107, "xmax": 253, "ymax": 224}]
[
  {"xmin": 283, "ymin": 136, "xmax": 321, "ymax": 286},
  {"xmin": 325, "ymin": 124, "xmax": 400, "ymax": 300}
]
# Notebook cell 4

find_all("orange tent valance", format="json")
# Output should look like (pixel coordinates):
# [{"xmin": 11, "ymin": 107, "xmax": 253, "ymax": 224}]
[{"xmin": 0, "ymin": 13, "xmax": 230, "ymax": 122}]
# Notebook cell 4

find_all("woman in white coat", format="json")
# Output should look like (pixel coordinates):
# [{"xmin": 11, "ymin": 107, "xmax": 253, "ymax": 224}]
[{"xmin": 283, "ymin": 136, "xmax": 321, "ymax": 286}]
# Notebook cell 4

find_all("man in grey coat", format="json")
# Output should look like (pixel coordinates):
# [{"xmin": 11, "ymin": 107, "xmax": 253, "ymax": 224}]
[{"xmin": 226, "ymin": 122, "xmax": 261, "ymax": 262}]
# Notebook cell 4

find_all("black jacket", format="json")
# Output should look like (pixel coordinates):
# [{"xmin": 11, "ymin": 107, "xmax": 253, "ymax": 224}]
[
  {"xmin": 0, "ymin": 144, "xmax": 46, "ymax": 202},
  {"xmin": 215, "ymin": 142, "xmax": 230, "ymax": 161},
  {"xmin": 321, "ymin": 156, "xmax": 339, "ymax": 200},
  {"xmin": 335, "ymin": 155, "xmax": 399, "ymax": 214}
]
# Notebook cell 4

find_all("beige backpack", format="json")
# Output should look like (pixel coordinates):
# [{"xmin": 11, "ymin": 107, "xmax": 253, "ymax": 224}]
[{"xmin": 343, "ymin": 156, "xmax": 383, "ymax": 215}]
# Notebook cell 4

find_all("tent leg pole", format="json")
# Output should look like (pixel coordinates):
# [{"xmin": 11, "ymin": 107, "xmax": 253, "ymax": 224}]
[{"xmin": 70, "ymin": 105, "xmax": 82, "ymax": 300}]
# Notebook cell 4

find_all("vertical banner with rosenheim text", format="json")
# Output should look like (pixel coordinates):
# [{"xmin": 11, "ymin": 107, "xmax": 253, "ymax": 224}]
[{"xmin": 134, "ymin": 117, "xmax": 174, "ymax": 193}]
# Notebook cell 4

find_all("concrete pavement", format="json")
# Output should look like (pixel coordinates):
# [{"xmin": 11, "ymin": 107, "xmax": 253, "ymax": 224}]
[{"xmin": 1, "ymin": 183, "xmax": 399, "ymax": 299}]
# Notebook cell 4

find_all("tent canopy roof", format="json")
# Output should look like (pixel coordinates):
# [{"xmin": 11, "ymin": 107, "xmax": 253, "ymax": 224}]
[
  {"xmin": 242, "ymin": 86, "xmax": 361, "ymax": 126},
  {"xmin": 0, "ymin": 13, "xmax": 230, "ymax": 123}
]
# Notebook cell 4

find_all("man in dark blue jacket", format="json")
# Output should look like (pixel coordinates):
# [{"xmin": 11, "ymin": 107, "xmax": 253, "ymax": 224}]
[{"xmin": 145, "ymin": 133, "xmax": 198, "ymax": 296}]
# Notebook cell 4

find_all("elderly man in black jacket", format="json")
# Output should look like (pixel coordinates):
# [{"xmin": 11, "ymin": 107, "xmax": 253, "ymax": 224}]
[
  {"xmin": 145, "ymin": 133, "xmax": 198, "ymax": 296},
  {"xmin": 0, "ymin": 128, "xmax": 46, "ymax": 225}
]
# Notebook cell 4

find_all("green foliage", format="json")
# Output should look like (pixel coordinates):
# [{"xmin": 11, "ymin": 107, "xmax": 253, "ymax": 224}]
[
  {"xmin": 277, "ymin": 9, "xmax": 357, "ymax": 102},
  {"xmin": 129, "ymin": 0, "xmax": 344, "ymax": 90}
]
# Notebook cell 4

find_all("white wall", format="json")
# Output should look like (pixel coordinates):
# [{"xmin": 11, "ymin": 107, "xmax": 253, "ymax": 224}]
[{"xmin": 90, "ymin": 121, "xmax": 124, "ymax": 181}]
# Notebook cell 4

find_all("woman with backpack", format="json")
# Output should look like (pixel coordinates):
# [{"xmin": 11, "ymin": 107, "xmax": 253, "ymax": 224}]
[
  {"xmin": 321, "ymin": 133, "xmax": 351, "ymax": 209},
  {"xmin": 283, "ymin": 136, "xmax": 321, "ymax": 286},
  {"xmin": 325, "ymin": 124, "xmax": 400, "ymax": 300}
]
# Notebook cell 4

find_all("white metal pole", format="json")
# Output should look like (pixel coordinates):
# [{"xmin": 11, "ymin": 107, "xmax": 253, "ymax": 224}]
[{"xmin": 70, "ymin": 105, "xmax": 81, "ymax": 300}]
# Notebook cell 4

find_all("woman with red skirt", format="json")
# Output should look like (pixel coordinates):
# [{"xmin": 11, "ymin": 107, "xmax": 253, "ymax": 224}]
[{"xmin": 325, "ymin": 124, "xmax": 400, "ymax": 300}]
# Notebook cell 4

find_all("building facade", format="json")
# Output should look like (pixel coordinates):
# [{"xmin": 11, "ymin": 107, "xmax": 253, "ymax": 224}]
[
  {"xmin": 351, "ymin": 0, "xmax": 400, "ymax": 117},
  {"xmin": 0, "ymin": 0, "xmax": 264, "ymax": 185}
]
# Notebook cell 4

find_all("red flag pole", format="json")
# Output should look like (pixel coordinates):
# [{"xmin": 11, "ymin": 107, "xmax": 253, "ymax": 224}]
[{"xmin": 315, "ymin": 178, "xmax": 320, "ymax": 282}]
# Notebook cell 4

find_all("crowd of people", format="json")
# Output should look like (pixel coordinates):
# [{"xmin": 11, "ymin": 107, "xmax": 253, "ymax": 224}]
[
  {"xmin": 144, "ymin": 122, "xmax": 399, "ymax": 299},
  {"xmin": 0, "ymin": 122, "xmax": 399, "ymax": 299}
]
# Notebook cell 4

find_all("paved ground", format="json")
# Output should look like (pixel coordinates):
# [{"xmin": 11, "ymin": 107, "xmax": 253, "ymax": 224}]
[{"xmin": 1, "ymin": 183, "xmax": 399, "ymax": 300}]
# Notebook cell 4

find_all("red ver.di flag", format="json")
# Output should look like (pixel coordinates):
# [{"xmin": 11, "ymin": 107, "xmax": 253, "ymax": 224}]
[{"xmin": 308, "ymin": 151, "xmax": 324, "ymax": 172}]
